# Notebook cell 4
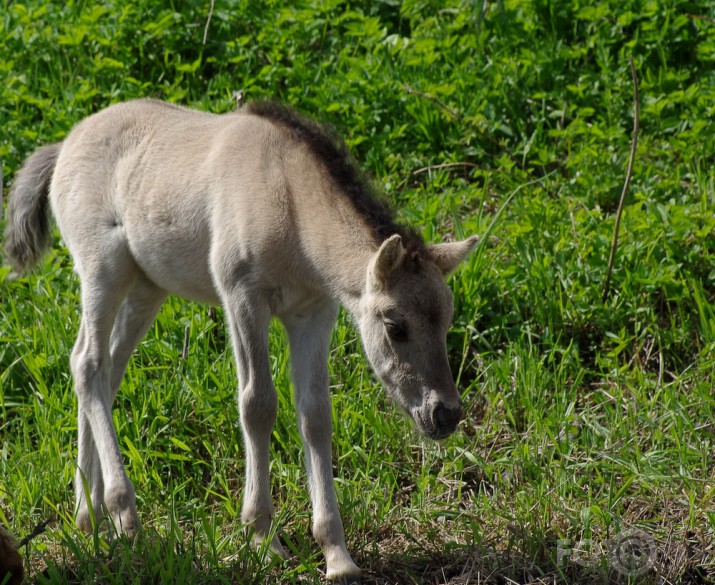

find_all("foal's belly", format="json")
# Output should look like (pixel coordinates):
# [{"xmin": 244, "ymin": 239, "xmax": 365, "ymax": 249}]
[{"xmin": 124, "ymin": 208, "xmax": 220, "ymax": 305}]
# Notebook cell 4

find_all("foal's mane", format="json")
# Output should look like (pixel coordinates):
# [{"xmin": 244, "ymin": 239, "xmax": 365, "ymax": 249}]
[{"xmin": 245, "ymin": 101, "xmax": 425, "ymax": 257}]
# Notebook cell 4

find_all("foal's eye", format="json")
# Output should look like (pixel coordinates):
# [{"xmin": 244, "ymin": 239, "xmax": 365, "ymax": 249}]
[{"xmin": 384, "ymin": 319, "xmax": 408, "ymax": 342}]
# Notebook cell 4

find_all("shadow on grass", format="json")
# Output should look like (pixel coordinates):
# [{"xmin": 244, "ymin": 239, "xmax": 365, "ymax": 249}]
[
  {"xmin": 23, "ymin": 528, "xmax": 714, "ymax": 585},
  {"xmin": 357, "ymin": 541, "xmax": 712, "ymax": 585}
]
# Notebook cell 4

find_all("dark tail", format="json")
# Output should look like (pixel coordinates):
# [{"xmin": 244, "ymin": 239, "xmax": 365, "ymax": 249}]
[{"xmin": 3, "ymin": 143, "xmax": 62, "ymax": 275}]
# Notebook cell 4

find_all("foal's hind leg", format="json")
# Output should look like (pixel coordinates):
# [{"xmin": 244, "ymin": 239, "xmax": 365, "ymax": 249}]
[
  {"xmin": 74, "ymin": 322, "xmax": 105, "ymax": 532},
  {"xmin": 72, "ymin": 281, "xmax": 137, "ymax": 534},
  {"xmin": 75, "ymin": 274, "xmax": 166, "ymax": 533},
  {"xmin": 69, "ymin": 226, "xmax": 153, "ymax": 535}
]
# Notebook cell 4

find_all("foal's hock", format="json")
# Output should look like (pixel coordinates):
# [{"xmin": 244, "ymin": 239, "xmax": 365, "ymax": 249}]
[{"xmin": 4, "ymin": 99, "xmax": 477, "ymax": 583}]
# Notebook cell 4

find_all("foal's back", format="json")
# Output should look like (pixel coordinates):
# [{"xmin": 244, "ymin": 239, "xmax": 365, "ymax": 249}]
[{"xmin": 50, "ymin": 100, "xmax": 300, "ymax": 304}]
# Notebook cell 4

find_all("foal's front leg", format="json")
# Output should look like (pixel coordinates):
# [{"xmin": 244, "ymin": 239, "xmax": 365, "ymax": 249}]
[
  {"xmin": 284, "ymin": 305, "xmax": 361, "ymax": 583},
  {"xmin": 219, "ymin": 289, "xmax": 286, "ymax": 557}
]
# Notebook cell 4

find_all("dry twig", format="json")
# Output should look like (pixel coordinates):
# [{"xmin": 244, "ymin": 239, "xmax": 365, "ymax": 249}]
[
  {"xmin": 404, "ymin": 86, "xmax": 463, "ymax": 121},
  {"xmin": 685, "ymin": 13, "xmax": 715, "ymax": 26},
  {"xmin": 602, "ymin": 56, "xmax": 639, "ymax": 303},
  {"xmin": 17, "ymin": 517, "xmax": 52, "ymax": 549},
  {"xmin": 203, "ymin": 0, "xmax": 214, "ymax": 45},
  {"xmin": 396, "ymin": 161, "xmax": 479, "ymax": 191}
]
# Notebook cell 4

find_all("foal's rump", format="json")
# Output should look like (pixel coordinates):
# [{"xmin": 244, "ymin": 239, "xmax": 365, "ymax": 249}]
[{"xmin": 49, "ymin": 99, "xmax": 283, "ymax": 304}]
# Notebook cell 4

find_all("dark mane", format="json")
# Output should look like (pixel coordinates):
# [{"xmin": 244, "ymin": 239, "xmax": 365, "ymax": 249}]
[{"xmin": 245, "ymin": 100, "xmax": 425, "ymax": 256}]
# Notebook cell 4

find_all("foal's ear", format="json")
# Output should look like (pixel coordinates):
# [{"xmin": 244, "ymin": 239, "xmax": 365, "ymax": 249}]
[
  {"xmin": 429, "ymin": 236, "xmax": 478, "ymax": 277},
  {"xmin": 367, "ymin": 234, "xmax": 405, "ymax": 292}
]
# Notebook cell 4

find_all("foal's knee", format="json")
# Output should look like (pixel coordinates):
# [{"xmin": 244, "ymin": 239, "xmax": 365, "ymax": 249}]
[
  {"xmin": 297, "ymin": 394, "xmax": 332, "ymax": 445},
  {"xmin": 239, "ymin": 383, "xmax": 277, "ymax": 434}
]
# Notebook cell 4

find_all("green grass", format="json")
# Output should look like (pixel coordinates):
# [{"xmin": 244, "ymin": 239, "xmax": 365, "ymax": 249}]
[{"xmin": 2, "ymin": 0, "xmax": 715, "ymax": 583}]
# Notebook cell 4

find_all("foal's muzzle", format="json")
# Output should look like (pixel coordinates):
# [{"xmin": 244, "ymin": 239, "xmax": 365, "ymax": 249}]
[
  {"xmin": 432, "ymin": 402, "xmax": 463, "ymax": 437},
  {"xmin": 416, "ymin": 400, "xmax": 462, "ymax": 440},
  {"xmin": 432, "ymin": 402, "xmax": 463, "ymax": 439}
]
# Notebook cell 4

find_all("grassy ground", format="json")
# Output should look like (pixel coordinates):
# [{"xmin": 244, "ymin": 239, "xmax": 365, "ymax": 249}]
[{"xmin": 1, "ymin": 0, "xmax": 714, "ymax": 583}]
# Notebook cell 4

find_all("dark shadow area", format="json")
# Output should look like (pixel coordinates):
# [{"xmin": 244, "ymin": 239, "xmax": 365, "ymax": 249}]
[
  {"xmin": 357, "ymin": 540, "xmax": 715, "ymax": 585},
  {"xmin": 18, "ymin": 526, "xmax": 715, "ymax": 585}
]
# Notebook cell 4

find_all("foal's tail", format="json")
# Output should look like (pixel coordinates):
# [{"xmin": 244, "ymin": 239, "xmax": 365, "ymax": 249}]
[{"xmin": 3, "ymin": 143, "xmax": 62, "ymax": 275}]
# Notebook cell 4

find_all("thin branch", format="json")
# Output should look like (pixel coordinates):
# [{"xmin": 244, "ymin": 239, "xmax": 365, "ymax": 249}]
[
  {"xmin": 685, "ymin": 13, "xmax": 715, "ymax": 26},
  {"xmin": 17, "ymin": 517, "xmax": 52, "ymax": 549},
  {"xmin": 602, "ymin": 56, "xmax": 639, "ymax": 303},
  {"xmin": 404, "ymin": 86, "xmax": 463, "ymax": 121},
  {"xmin": 397, "ymin": 162, "xmax": 479, "ymax": 191},
  {"xmin": 203, "ymin": 0, "xmax": 215, "ymax": 45},
  {"xmin": 411, "ymin": 161, "xmax": 479, "ymax": 176}
]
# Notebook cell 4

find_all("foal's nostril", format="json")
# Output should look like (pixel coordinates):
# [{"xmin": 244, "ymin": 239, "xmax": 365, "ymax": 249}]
[{"xmin": 433, "ymin": 403, "xmax": 463, "ymax": 434}]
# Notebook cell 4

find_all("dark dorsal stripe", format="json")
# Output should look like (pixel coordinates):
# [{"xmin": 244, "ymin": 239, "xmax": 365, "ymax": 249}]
[{"xmin": 246, "ymin": 100, "xmax": 425, "ymax": 257}]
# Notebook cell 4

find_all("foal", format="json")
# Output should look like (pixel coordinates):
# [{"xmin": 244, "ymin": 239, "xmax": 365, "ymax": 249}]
[{"xmin": 5, "ymin": 99, "xmax": 476, "ymax": 582}]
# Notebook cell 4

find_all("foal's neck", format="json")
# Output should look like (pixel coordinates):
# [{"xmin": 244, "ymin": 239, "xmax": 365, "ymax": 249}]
[
  {"xmin": 284, "ymin": 153, "xmax": 398, "ymax": 315},
  {"xmin": 308, "ymin": 214, "xmax": 377, "ymax": 314},
  {"xmin": 287, "ymin": 192, "xmax": 376, "ymax": 313}
]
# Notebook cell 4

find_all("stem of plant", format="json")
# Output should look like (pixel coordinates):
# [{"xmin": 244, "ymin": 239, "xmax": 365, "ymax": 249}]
[{"xmin": 602, "ymin": 55, "xmax": 639, "ymax": 304}]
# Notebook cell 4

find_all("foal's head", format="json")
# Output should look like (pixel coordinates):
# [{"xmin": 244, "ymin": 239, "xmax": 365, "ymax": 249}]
[{"xmin": 356, "ymin": 234, "xmax": 477, "ymax": 440}]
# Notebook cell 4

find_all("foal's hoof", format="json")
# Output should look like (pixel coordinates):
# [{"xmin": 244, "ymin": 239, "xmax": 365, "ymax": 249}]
[
  {"xmin": 105, "ymin": 491, "xmax": 140, "ymax": 538},
  {"xmin": 75, "ymin": 510, "xmax": 95, "ymax": 534},
  {"xmin": 336, "ymin": 577, "xmax": 361, "ymax": 585},
  {"xmin": 326, "ymin": 567, "xmax": 361, "ymax": 584},
  {"xmin": 249, "ymin": 530, "xmax": 290, "ymax": 561},
  {"xmin": 107, "ymin": 507, "xmax": 140, "ymax": 538},
  {"xmin": 324, "ymin": 547, "xmax": 361, "ymax": 584}
]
